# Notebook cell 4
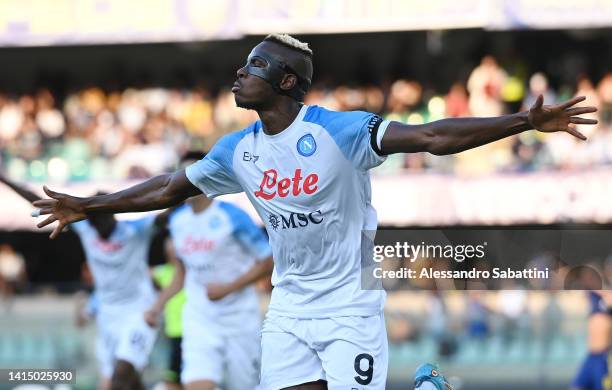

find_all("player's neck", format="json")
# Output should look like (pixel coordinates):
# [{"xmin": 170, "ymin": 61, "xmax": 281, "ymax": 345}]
[{"xmin": 257, "ymin": 99, "xmax": 302, "ymax": 136}]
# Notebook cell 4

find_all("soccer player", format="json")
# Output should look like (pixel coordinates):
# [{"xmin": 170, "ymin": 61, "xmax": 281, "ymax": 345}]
[
  {"xmin": 571, "ymin": 291, "xmax": 612, "ymax": 390},
  {"xmin": 31, "ymin": 34, "xmax": 598, "ymax": 389},
  {"xmin": 0, "ymin": 174, "xmax": 166, "ymax": 390},
  {"xmin": 144, "ymin": 155, "xmax": 273, "ymax": 389}
]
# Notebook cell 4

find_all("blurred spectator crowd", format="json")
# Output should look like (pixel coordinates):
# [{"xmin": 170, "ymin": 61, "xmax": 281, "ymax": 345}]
[{"xmin": 1, "ymin": 56, "xmax": 611, "ymax": 181}]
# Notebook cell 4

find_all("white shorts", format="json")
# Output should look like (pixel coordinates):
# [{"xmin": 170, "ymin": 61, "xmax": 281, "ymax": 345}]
[
  {"xmin": 96, "ymin": 309, "xmax": 159, "ymax": 378},
  {"xmin": 181, "ymin": 315, "xmax": 261, "ymax": 389},
  {"xmin": 260, "ymin": 312, "xmax": 388, "ymax": 390}
]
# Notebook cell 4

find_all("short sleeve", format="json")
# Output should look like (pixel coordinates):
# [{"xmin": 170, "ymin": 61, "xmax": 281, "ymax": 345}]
[
  {"xmin": 303, "ymin": 107, "xmax": 389, "ymax": 171},
  {"xmin": 128, "ymin": 215, "xmax": 157, "ymax": 238},
  {"xmin": 70, "ymin": 220, "xmax": 89, "ymax": 236},
  {"xmin": 167, "ymin": 205, "xmax": 188, "ymax": 239},
  {"xmin": 152, "ymin": 264, "xmax": 172, "ymax": 288},
  {"xmin": 219, "ymin": 202, "xmax": 272, "ymax": 261},
  {"xmin": 185, "ymin": 131, "xmax": 247, "ymax": 198}
]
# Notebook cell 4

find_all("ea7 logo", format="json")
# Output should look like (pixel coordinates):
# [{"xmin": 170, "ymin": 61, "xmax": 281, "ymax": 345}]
[
  {"xmin": 268, "ymin": 210, "xmax": 323, "ymax": 231},
  {"xmin": 243, "ymin": 152, "xmax": 259, "ymax": 162}
]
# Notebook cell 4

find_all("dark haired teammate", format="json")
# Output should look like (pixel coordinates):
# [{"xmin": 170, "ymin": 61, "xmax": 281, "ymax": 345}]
[
  {"xmin": 32, "ymin": 34, "xmax": 597, "ymax": 389},
  {"xmin": 0, "ymin": 174, "xmax": 169, "ymax": 390}
]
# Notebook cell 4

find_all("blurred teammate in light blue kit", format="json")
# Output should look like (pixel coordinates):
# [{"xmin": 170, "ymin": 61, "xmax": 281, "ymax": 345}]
[{"xmin": 144, "ymin": 151, "xmax": 273, "ymax": 390}]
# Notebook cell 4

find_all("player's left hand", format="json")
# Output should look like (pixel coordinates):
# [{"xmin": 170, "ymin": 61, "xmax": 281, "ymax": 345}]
[
  {"xmin": 527, "ymin": 95, "xmax": 597, "ymax": 140},
  {"xmin": 206, "ymin": 283, "xmax": 234, "ymax": 301}
]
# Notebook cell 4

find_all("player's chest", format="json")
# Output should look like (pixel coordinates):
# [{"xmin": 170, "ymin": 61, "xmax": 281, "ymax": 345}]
[
  {"xmin": 172, "ymin": 215, "xmax": 232, "ymax": 258},
  {"xmin": 235, "ymin": 130, "xmax": 349, "ymax": 206},
  {"xmin": 85, "ymin": 229, "xmax": 137, "ymax": 260},
  {"xmin": 173, "ymin": 229, "xmax": 231, "ymax": 277}
]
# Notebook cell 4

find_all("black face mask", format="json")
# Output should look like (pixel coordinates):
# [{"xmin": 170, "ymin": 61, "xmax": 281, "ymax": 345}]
[{"xmin": 243, "ymin": 48, "xmax": 312, "ymax": 102}]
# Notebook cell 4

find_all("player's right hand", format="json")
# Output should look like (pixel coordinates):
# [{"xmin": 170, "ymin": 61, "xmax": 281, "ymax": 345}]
[
  {"xmin": 32, "ymin": 186, "xmax": 88, "ymax": 239},
  {"xmin": 143, "ymin": 307, "xmax": 161, "ymax": 328}
]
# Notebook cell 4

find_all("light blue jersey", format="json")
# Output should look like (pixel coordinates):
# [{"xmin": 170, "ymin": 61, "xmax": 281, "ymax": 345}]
[
  {"xmin": 72, "ymin": 217, "xmax": 157, "ymax": 308},
  {"xmin": 186, "ymin": 105, "xmax": 389, "ymax": 318},
  {"xmin": 169, "ymin": 200, "xmax": 271, "ymax": 330}
]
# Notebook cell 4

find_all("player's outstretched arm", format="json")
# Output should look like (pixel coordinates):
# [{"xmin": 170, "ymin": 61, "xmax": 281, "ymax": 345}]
[
  {"xmin": 380, "ymin": 95, "xmax": 597, "ymax": 156},
  {"xmin": 33, "ymin": 169, "xmax": 201, "ymax": 239},
  {"xmin": 206, "ymin": 256, "xmax": 274, "ymax": 301},
  {"xmin": 0, "ymin": 173, "xmax": 43, "ymax": 203}
]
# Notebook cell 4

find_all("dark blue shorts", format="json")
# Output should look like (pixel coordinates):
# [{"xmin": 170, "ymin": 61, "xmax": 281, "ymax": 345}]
[{"xmin": 572, "ymin": 352, "xmax": 610, "ymax": 390}]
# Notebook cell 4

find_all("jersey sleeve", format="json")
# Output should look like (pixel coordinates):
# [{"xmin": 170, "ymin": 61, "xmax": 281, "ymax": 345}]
[
  {"xmin": 185, "ymin": 131, "xmax": 245, "ymax": 198},
  {"xmin": 129, "ymin": 215, "xmax": 157, "ymax": 238},
  {"xmin": 305, "ymin": 107, "xmax": 389, "ymax": 171},
  {"xmin": 70, "ymin": 220, "xmax": 89, "ymax": 236},
  {"xmin": 152, "ymin": 264, "xmax": 164, "ymax": 286},
  {"xmin": 219, "ymin": 202, "xmax": 272, "ymax": 261},
  {"xmin": 152, "ymin": 264, "xmax": 172, "ymax": 288},
  {"xmin": 167, "ymin": 205, "xmax": 186, "ymax": 239}
]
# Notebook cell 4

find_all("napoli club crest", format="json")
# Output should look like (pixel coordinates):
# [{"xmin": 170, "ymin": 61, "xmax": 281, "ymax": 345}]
[
  {"xmin": 297, "ymin": 133, "xmax": 316, "ymax": 157},
  {"xmin": 209, "ymin": 215, "xmax": 221, "ymax": 229}
]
